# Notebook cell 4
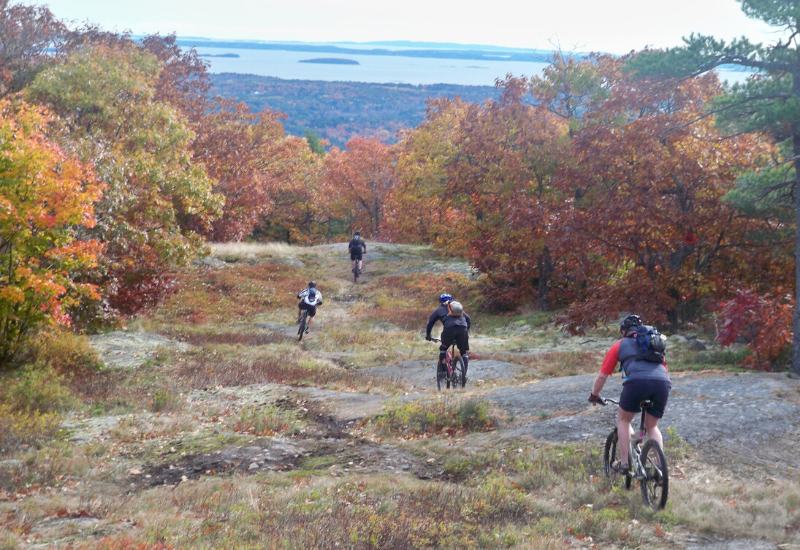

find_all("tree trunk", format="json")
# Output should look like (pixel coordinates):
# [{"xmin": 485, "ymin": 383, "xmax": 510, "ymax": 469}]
[
  {"xmin": 537, "ymin": 247, "xmax": 551, "ymax": 311},
  {"xmin": 792, "ymin": 127, "xmax": 800, "ymax": 374}
]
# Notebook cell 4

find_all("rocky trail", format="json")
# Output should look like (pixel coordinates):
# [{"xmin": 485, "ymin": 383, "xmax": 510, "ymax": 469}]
[{"xmin": 9, "ymin": 243, "xmax": 800, "ymax": 550}]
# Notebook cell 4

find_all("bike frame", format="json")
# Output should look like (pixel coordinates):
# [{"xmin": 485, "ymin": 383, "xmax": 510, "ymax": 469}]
[{"xmin": 600, "ymin": 397, "xmax": 657, "ymax": 482}]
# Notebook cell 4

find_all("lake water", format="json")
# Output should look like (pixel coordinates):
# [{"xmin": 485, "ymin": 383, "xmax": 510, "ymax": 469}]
[
  {"xmin": 195, "ymin": 46, "xmax": 752, "ymax": 87},
  {"xmin": 195, "ymin": 46, "xmax": 549, "ymax": 86}
]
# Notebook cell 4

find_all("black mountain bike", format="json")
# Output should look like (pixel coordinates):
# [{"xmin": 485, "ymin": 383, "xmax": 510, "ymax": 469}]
[
  {"xmin": 431, "ymin": 338, "xmax": 465, "ymax": 390},
  {"xmin": 298, "ymin": 310, "xmax": 309, "ymax": 341},
  {"xmin": 353, "ymin": 261, "xmax": 360, "ymax": 283},
  {"xmin": 598, "ymin": 397, "xmax": 669, "ymax": 510}
]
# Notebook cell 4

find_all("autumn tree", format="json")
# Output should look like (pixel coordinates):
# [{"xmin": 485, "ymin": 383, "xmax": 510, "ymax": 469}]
[
  {"xmin": 558, "ymin": 70, "xmax": 785, "ymax": 332},
  {"xmin": 322, "ymin": 137, "xmax": 397, "ymax": 237},
  {"xmin": 385, "ymin": 97, "xmax": 473, "ymax": 246},
  {"xmin": 0, "ymin": 101, "xmax": 102, "ymax": 365},
  {"xmin": 0, "ymin": 0, "xmax": 68, "ymax": 98},
  {"xmin": 25, "ymin": 44, "xmax": 222, "ymax": 319},
  {"xmin": 627, "ymin": 0, "xmax": 800, "ymax": 369}
]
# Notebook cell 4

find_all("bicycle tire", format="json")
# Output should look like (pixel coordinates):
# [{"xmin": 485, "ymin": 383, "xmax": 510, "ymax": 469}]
[
  {"xmin": 452, "ymin": 356, "xmax": 466, "ymax": 388},
  {"xmin": 298, "ymin": 311, "xmax": 307, "ymax": 341},
  {"xmin": 640, "ymin": 439, "xmax": 669, "ymax": 510},
  {"xmin": 603, "ymin": 429, "xmax": 632, "ymax": 489},
  {"xmin": 353, "ymin": 264, "xmax": 360, "ymax": 283},
  {"xmin": 436, "ymin": 364, "xmax": 445, "ymax": 391}
]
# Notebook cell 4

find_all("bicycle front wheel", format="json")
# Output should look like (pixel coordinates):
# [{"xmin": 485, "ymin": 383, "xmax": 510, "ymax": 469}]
[
  {"xmin": 298, "ymin": 311, "xmax": 307, "ymax": 341},
  {"xmin": 452, "ymin": 356, "xmax": 466, "ymax": 388},
  {"xmin": 640, "ymin": 439, "xmax": 669, "ymax": 510}
]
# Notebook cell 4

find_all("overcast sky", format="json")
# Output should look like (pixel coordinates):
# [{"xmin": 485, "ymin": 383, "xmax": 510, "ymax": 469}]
[{"xmin": 29, "ymin": 0, "xmax": 778, "ymax": 53}]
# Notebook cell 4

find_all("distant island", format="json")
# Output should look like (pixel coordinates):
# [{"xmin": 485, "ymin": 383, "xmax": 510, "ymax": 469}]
[
  {"xmin": 299, "ymin": 58, "xmax": 360, "ymax": 65},
  {"xmin": 200, "ymin": 53, "xmax": 240, "ymax": 58}
]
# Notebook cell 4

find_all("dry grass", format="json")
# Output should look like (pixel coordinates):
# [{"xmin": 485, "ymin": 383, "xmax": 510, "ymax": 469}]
[
  {"xmin": 173, "ymin": 345, "xmax": 378, "ymax": 391},
  {"xmin": 210, "ymin": 242, "xmax": 300, "ymax": 257}
]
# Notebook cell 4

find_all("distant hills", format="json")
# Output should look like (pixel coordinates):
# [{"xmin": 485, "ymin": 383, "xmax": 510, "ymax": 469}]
[
  {"xmin": 209, "ymin": 73, "xmax": 501, "ymax": 148},
  {"xmin": 174, "ymin": 38, "xmax": 572, "ymax": 63}
]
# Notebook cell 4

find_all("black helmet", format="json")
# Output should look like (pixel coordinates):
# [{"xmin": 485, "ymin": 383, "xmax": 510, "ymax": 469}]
[
  {"xmin": 620, "ymin": 314, "xmax": 642, "ymax": 334},
  {"xmin": 308, "ymin": 281, "xmax": 317, "ymax": 288},
  {"xmin": 354, "ymin": 231, "xmax": 361, "ymax": 236}
]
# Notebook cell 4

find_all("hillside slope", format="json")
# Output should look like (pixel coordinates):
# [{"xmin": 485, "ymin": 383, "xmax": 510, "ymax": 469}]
[{"xmin": 1, "ymin": 243, "xmax": 798, "ymax": 549}]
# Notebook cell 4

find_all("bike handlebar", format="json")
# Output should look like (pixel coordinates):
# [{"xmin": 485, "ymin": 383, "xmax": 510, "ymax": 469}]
[{"xmin": 597, "ymin": 397, "xmax": 619, "ymax": 406}]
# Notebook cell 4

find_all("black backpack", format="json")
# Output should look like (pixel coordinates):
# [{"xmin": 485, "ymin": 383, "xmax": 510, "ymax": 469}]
[
  {"xmin": 349, "ymin": 237, "xmax": 362, "ymax": 249},
  {"xmin": 634, "ymin": 325, "xmax": 667, "ymax": 363}
]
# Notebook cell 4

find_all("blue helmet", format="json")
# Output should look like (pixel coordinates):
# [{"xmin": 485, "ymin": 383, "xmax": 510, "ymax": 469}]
[{"xmin": 439, "ymin": 293, "xmax": 453, "ymax": 304}]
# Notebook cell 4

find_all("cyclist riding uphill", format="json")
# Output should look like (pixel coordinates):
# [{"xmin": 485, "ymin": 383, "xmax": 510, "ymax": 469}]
[
  {"xmin": 348, "ymin": 231, "xmax": 367, "ymax": 274},
  {"xmin": 589, "ymin": 314, "xmax": 671, "ymax": 474},
  {"xmin": 296, "ymin": 281, "xmax": 323, "ymax": 333},
  {"xmin": 425, "ymin": 293, "xmax": 471, "ymax": 380}
]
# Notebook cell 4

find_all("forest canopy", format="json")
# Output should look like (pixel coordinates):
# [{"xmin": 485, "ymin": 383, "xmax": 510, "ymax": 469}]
[{"xmin": 0, "ymin": 0, "xmax": 793, "ymax": 371}]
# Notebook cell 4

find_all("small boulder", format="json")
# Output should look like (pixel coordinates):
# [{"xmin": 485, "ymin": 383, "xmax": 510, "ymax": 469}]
[{"xmin": 688, "ymin": 340, "xmax": 707, "ymax": 351}]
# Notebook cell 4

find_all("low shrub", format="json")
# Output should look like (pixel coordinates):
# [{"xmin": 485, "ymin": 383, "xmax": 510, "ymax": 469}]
[
  {"xmin": 150, "ymin": 389, "xmax": 182, "ymax": 413},
  {"xmin": 0, "ymin": 403, "xmax": 61, "ymax": 455},
  {"xmin": 24, "ymin": 329, "xmax": 102, "ymax": 374},
  {"xmin": 373, "ymin": 397, "xmax": 495, "ymax": 436},
  {"xmin": 3, "ymin": 363, "xmax": 75, "ymax": 413},
  {"xmin": 230, "ymin": 405, "xmax": 300, "ymax": 436}
]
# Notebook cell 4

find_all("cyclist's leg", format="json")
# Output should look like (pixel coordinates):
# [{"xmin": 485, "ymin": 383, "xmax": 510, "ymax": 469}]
[
  {"xmin": 297, "ymin": 303, "xmax": 303, "ymax": 323},
  {"xmin": 643, "ymin": 380, "xmax": 671, "ymax": 448},
  {"xmin": 616, "ymin": 408, "xmax": 636, "ymax": 464},
  {"xmin": 307, "ymin": 306, "xmax": 317, "ymax": 327},
  {"xmin": 455, "ymin": 327, "xmax": 469, "ymax": 378},
  {"xmin": 439, "ymin": 327, "xmax": 455, "ymax": 371}
]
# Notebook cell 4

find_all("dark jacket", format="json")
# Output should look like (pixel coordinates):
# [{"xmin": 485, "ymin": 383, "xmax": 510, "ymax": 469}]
[
  {"xmin": 618, "ymin": 336, "xmax": 670, "ymax": 382},
  {"xmin": 348, "ymin": 236, "xmax": 366, "ymax": 252},
  {"xmin": 426, "ymin": 304, "xmax": 471, "ymax": 336}
]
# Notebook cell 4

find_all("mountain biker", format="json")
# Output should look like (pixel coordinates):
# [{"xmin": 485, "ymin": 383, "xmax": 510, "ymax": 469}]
[
  {"xmin": 348, "ymin": 231, "xmax": 367, "ymax": 275},
  {"xmin": 296, "ymin": 281, "xmax": 323, "ymax": 333},
  {"xmin": 589, "ymin": 314, "xmax": 671, "ymax": 474},
  {"xmin": 425, "ymin": 293, "xmax": 471, "ymax": 381}
]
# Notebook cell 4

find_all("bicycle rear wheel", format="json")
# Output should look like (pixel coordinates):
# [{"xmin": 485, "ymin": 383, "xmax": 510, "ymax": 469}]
[
  {"xmin": 640, "ymin": 439, "xmax": 669, "ymax": 510},
  {"xmin": 452, "ymin": 356, "xmax": 466, "ymax": 388},
  {"xmin": 298, "ymin": 311, "xmax": 307, "ymax": 341},
  {"xmin": 353, "ymin": 264, "xmax": 360, "ymax": 283},
  {"xmin": 603, "ymin": 429, "xmax": 631, "ymax": 489}
]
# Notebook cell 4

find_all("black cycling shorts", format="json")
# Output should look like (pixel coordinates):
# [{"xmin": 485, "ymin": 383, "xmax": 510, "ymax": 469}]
[
  {"xmin": 619, "ymin": 378, "xmax": 671, "ymax": 419},
  {"xmin": 299, "ymin": 301, "xmax": 317, "ymax": 317},
  {"xmin": 440, "ymin": 326, "xmax": 469, "ymax": 355},
  {"xmin": 350, "ymin": 249, "xmax": 362, "ymax": 261}
]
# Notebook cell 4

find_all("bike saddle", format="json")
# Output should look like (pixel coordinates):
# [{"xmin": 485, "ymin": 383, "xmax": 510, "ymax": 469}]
[{"xmin": 640, "ymin": 400, "xmax": 653, "ymax": 409}]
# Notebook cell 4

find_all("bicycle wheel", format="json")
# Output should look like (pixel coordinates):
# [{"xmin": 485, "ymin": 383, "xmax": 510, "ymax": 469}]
[
  {"xmin": 298, "ymin": 311, "xmax": 307, "ymax": 341},
  {"xmin": 603, "ymin": 429, "xmax": 632, "ymax": 489},
  {"xmin": 436, "ymin": 363, "xmax": 446, "ymax": 391},
  {"xmin": 640, "ymin": 439, "xmax": 669, "ymax": 510},
  {"xmin": 452, "ymin": 356, "xmax": 466, "ymax": 388},
  {"xmin": 353, "ymin": 264, "xmax": 359, "ymax": 283}
]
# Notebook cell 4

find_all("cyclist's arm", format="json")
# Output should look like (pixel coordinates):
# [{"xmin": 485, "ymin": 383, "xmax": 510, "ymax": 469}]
[
  {"xmin": 425, "ymin": 310, "xmax": 439, "ymax": 338},
  {"xmin": 362, "ymin": 242, "xmax": 367, "ymax": 253},
  {"xmin": 464, "ymin": 312, "xmax": 471, "ymax": 330},
  {"xmin": 591, "ymin": 340, "xmax": 621, "ymax": 399},
  {"xmin": 599, "ymin": 340, "xmax": 621, "ymax": 376}
]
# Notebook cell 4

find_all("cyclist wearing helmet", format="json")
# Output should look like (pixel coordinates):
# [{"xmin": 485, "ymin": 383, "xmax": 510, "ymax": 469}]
[
  {"xmin": 425, "ymin": 293, "xmax": 471, "ymax": 380},
  {"xmin": 296, "ymin": 281, "xmax": 323, "ymax": 333},
  {"xmin": 589, "ymin": 314, "xmax": 671, "ymax": 474},
  {"xmin": 348, "ymin": 231, "xmax": 367, "ymax": 274}
]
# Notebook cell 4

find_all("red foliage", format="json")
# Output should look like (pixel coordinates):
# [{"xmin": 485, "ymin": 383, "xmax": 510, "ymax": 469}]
[{"xmin": 718, "ymin": 289, "xmax": 793, "ymax": 370}]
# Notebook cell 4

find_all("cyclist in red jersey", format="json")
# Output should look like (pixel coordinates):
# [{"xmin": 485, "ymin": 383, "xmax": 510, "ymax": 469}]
[{"xmin": 588, "ymin": 315, "xmax": 671, "ymax": 473}]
